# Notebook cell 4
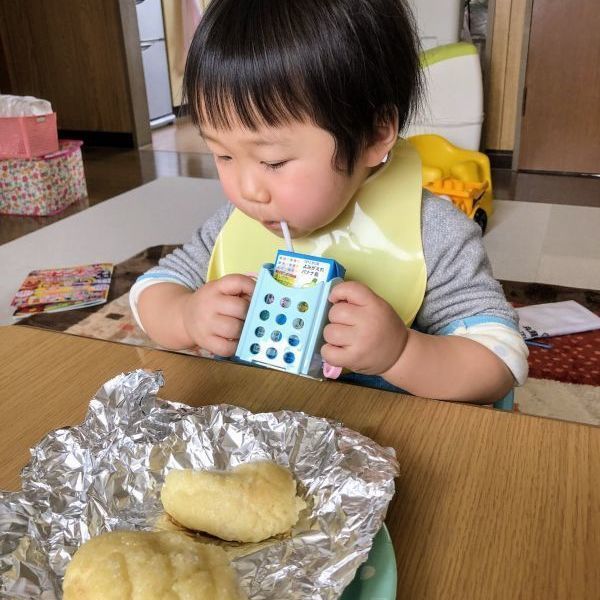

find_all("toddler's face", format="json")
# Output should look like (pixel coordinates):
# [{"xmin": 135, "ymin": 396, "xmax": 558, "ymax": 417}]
[{"xmin": 200, "ymin": 119, "xmax": 372, "ymax": 238}]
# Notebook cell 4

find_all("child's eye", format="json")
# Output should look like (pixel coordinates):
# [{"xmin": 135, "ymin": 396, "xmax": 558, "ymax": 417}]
[
  {"xmin": 216, "ymin": 155, "xmax": 232, "ymax": 162},
  {"xmin": 263, "ymin": 161, "xmax": 288, "ymax": 171}
]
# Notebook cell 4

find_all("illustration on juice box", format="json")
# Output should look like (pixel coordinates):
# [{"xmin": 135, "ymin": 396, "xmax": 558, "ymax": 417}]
[{"xmin": 272, "ymin": 250, "xmax": 345, "ymax": 288}]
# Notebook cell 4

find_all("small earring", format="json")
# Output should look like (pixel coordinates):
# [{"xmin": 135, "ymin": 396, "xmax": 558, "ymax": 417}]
[{"xmin": 380, "ymin": 152, "xmax": 389, "ymax": 164}]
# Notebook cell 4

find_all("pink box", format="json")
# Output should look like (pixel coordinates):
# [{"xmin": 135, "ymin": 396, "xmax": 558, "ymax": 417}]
[
  {"xmin": 0, "ymin": 140, "xmax": 88, "ymax": 216},
  {"xmin": 0, "ymin": 112, "xmax": 59, "ymax": 159}
]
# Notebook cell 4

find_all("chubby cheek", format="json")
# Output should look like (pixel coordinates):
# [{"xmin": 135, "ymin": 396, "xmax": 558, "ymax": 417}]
[
  {"xmin": 294, "ymin": 188, "xmax": 348, "ymax": 231},
  {"xmin": 276, "ymin": 193, "xmax": 320, "ymax": 231},
  {"xmin": 216, "ymin": 168, "xmax": 240, "ymax": 207},
  {"xmin": 299, "ymin": 200, "xmax": 338, "ymax": 230},
  {"xmin": 278, "ymin": 173, "xmax": 341, "ymax": 230}
]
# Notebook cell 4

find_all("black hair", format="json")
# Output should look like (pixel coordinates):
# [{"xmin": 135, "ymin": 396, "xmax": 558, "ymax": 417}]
[{"xmin": 183, "ymin": 0, "xmax": 422, "ymax": 173}]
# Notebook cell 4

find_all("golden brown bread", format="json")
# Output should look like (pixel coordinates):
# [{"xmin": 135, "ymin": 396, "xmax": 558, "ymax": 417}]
[{"xmin": 161, "ymin": 461, "xmax": 306, "ymax": 543}]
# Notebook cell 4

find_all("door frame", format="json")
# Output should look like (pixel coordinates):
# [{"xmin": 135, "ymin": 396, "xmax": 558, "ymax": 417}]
[{"xmin": 510, "ymin": 0, "xmax": 534, "ymax": 171}]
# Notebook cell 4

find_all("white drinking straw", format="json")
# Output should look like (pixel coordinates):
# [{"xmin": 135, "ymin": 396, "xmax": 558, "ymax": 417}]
[{"xmin": 280, "ymin": 221, "xmax": 294, "ymax": 252}]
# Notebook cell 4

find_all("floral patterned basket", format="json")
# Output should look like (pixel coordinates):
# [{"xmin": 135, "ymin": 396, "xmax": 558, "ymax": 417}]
[{"xmin": 0, "ymin": 140, "xmax": 87, "ymax": 216}]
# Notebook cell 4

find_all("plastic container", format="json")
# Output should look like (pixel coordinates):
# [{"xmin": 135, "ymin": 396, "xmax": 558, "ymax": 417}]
[
  {"xmin": 404, "ymin": 43, "xmax": 484, "ymax": 150},
  {"xmin": 0, "ymin": 140, "xmax": 87, "ymax": 216},
  {"xmin": 235, "ymin": 263, "xmax": 343, "ymax": 378},
  {"xmin": 406, "ymin": 0, "xmax": 464, "ymax": 49},
  {"xmin": 0, "ymin": 112, "xmax": 59, "ymax": 159}
]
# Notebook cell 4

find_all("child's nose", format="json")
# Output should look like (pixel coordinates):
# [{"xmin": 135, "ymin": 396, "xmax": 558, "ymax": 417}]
[{"xmin": 240, "ymin": 176, "xmax": 270, "ymax": 204}]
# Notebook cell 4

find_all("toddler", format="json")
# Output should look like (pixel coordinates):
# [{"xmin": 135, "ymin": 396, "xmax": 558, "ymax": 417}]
[{"xmin": 130, "ymin": 0, "xmax": 528, "ymax": 403}]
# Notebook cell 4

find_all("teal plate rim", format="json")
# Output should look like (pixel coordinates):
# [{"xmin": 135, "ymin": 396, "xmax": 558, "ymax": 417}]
[{"xmin": 340, "ymin": 524, "xmax": 396, "ymax": 599}]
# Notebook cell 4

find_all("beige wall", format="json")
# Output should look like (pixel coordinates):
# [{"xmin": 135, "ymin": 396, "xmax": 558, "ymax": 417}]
[
  {"xmin": 484, "ymin": 0, "xmax": 529, "ymax": 151},
  {"xmin": 162, "ymin": 0, "xmax": 210, "ymax": 107}
]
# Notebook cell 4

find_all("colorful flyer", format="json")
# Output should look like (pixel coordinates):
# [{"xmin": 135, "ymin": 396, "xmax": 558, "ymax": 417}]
[{"xmin": 11, "ymin": 263, "xmax": 113, "ymax": 318}]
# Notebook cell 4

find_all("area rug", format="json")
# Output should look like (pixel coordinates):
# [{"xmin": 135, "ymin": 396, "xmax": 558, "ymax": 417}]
[
  {"xmin": 515, "ymin": 379, "xmax": 600, "ymax": 426},
  {"xmin": 502, "ymin": 280, "xmax": 600, "ymax": 386},
  {"xmin": 16, "ymin": 246, "xmax": 600, "ymax": 424}
]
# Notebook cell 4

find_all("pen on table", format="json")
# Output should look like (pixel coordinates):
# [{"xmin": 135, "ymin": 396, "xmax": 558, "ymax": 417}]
[{"xmin": 525, "ymin": 340, "xmax": 554, "ymax": 349}]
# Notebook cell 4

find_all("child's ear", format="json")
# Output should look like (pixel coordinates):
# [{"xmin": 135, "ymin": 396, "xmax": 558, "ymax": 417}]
[{"xmin": 363, "ymin": 112, "xmax": 399, "ymax": 167}]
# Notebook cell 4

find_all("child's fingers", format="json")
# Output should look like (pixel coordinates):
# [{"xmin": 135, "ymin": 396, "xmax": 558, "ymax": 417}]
[
  {"xmin": 328, "ymin": 301, "xmax": 361, "ymax": 325},
  {"xmin": 205, "ymin": 334, "xmax": 238, "ymax": 357},
  {"xmin": 323, "ymin": 322, "xmax": 354, "ymax": 347},
  {"xmin": 217, "ymin": 295, "xmax": 251, "ymax": 320},
  {"xmin": 212, "ymin": 314, "xmax": 244, "ymax": 341},
  {"xmin": 320, "ymin": 343, "xmax": 347, "ymax": 368},
  {"xmin": 328, "ymin": 281, "xmax": 373, "ymax": 306},
  {"xmin": 217, "ymin": 274, "xmax": 256, "ymax": 297}
]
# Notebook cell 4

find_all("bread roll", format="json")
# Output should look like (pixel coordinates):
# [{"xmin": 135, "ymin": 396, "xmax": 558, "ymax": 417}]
[
  {"xmin": 62, "ymin": 530, "xmax": 245, "ymax": 600},
  {"xmin": 161, "ymin": 461, "xmax": 306, "ymax": 543}
]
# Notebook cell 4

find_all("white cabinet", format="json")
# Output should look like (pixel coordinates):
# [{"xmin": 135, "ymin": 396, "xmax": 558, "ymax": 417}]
[{"xmin": 406, "ymin": 0, "xmax": 464, "ymax": 49}]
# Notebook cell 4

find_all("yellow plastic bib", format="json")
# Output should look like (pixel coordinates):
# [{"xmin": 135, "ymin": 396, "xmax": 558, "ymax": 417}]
[{"xmin": 207, "ymin": 139, "xmax": 426, "ymax": 326}]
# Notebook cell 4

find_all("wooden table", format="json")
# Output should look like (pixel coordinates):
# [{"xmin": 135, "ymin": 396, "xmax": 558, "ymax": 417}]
[{"xmin": 1, "ymin": 326, "xmax": 599, "ymax": 599}]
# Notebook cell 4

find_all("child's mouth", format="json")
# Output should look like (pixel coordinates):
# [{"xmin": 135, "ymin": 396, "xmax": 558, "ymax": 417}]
[
  {"xmin": 262, "ymin": 220, "xmax": 302, "ymax": 240},
  {"xmin": 263, "ymin": 220, "xmax": 283, "ymax": 232}
]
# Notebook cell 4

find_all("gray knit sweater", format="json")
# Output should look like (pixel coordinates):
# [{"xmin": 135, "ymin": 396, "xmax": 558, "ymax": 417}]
[{"xmin": 137, "ymin": 191, "xmax": 517, "ymax": 335}]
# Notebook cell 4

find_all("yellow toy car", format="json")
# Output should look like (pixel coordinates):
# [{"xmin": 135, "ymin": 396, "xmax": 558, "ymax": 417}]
[{"xmin": 407, "ymin": 134, "xmax": 493, "ymax": 233}]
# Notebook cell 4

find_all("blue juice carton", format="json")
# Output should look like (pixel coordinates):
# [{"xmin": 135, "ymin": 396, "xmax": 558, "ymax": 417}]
[{"xmin": 235, "ymin": 251, "xmax": 345, "ymax": 378}]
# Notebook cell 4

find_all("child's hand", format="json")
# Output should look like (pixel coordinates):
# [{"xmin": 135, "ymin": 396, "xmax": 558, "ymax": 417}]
[
  {"xmin": 182, "ymin": 274, "xmax": 255, "ymax": 356},
  {"xmin": 321, "ymin": 282, "xmax": 408, "ymax": 375}
]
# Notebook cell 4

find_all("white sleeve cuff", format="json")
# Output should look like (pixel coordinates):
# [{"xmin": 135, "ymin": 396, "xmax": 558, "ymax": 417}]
[
  {"xmin": 129, "ymin": 276, "xmax": 187, "ymax": 333},
  {"xmin": 446, "ymin": 321, "xmax": 529, "ymax": 386}
]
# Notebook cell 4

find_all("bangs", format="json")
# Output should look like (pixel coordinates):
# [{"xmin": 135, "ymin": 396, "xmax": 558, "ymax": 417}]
[
  {"xmin": 182, "ymin": 0, "xmax": 422, "ymax": 172},
  {"xmin": 183, "ymin": 2, "xmax": 316, "ymax": 131},
  {"xmin": 191, "ymin": 67, "xmax": 312, "ymax": 132}
]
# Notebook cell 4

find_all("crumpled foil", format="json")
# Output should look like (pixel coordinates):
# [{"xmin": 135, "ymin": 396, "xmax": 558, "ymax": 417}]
[{"xmin": 0, "ymin": 370, "xmax": 398, "ymax": 599}]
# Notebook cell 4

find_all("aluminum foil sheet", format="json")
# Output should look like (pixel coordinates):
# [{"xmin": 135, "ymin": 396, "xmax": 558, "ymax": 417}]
[{"xmin": 0, "ymin": 370, "xmax": 399, "ymax": 599}]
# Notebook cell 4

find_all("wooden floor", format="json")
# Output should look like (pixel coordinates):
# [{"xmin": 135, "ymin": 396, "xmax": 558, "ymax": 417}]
[
  {"xmin": 492, "ymin": 169, "xmax": 600, "ymax": 207},
  {"xmin": 0, "ymin": 147, "xmax": 218, "ymax": 245},
  {"xmin": 1, "ymin": 118, "xmax": 598, "ymax": 246}
]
